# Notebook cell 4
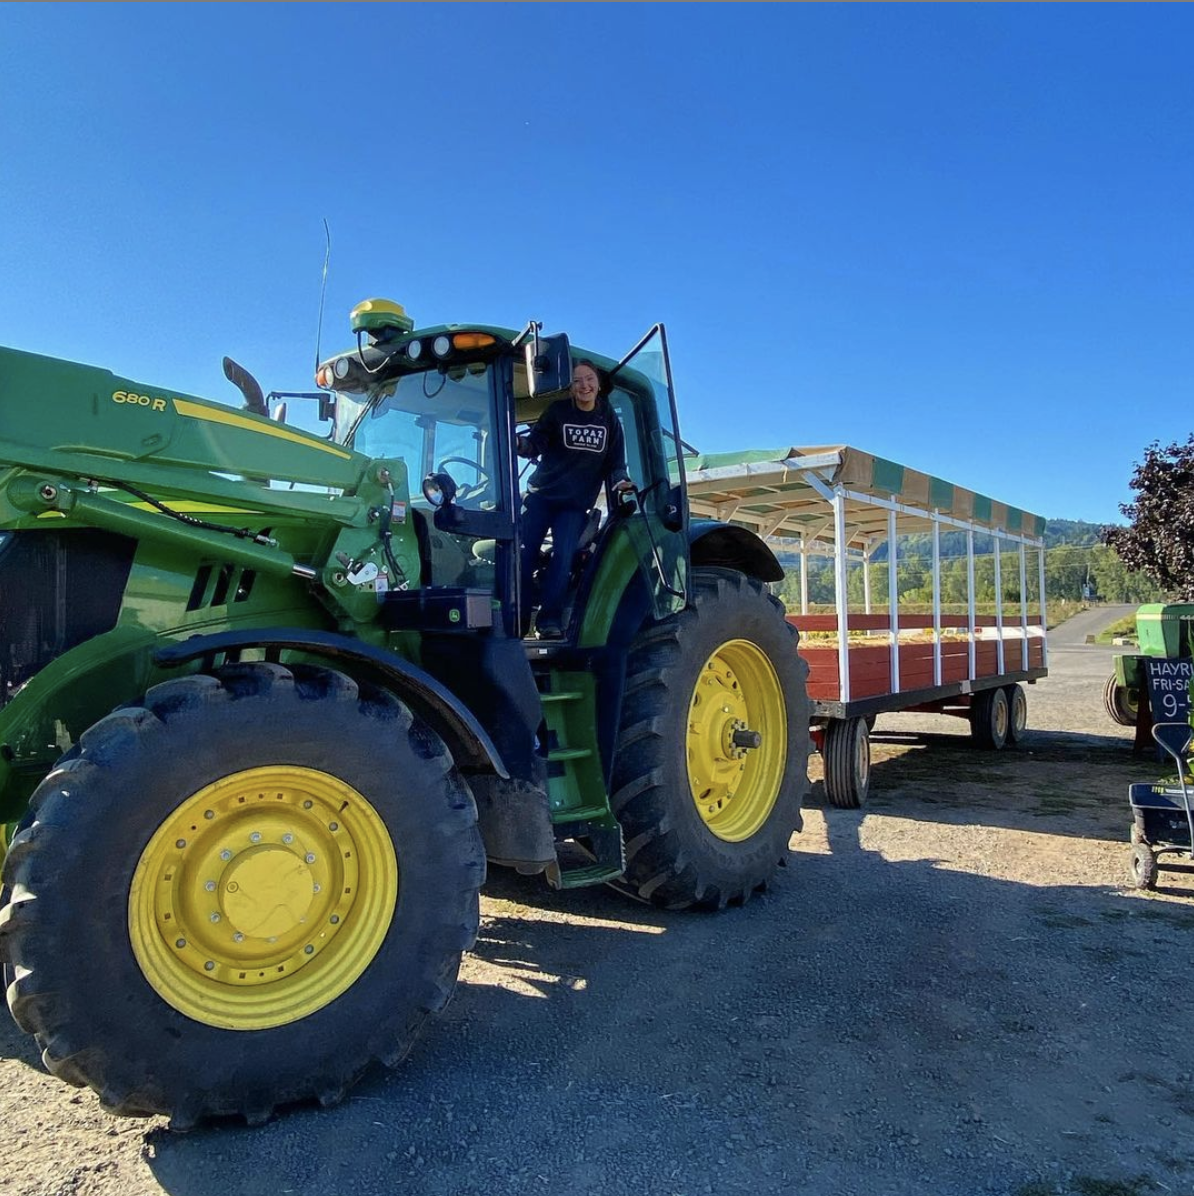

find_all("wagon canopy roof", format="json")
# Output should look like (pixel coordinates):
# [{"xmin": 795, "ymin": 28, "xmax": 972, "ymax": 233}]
[{"xmin": 682, "ymin": 445, "xmax": 1046, "ymax": 553}]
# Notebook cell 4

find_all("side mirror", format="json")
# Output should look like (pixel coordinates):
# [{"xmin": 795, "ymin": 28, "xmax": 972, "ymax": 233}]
[
  {"xmin": 661, "ymin": 483, "xmax": 684, "ymax": 532},
  {"xmin": 525, "ymin": 333, "xmax": 571, "ymax": 398}
]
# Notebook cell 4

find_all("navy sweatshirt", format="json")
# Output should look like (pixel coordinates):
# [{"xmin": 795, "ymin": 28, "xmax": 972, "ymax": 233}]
[{"xmin": 520, "ymin": 398, "xmax": 630, "ymax": 509}]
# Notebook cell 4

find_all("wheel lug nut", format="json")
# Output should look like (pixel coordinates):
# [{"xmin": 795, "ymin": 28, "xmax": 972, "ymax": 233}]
[
  {"xmin": 204, "ymin": 810, "xmax": 215, "ymax": 820},
  {"xmin": 175, "ymin": 839, "xmax": 187, "ymax": 849},
  {"xmin": 220, "ymin": 849, "xmax": 232, "ymax": 861},
  {"xmin": 330, "ymin": 915, "xmax": 340, "ymax": 925},
  {"xmin": 250, "ymin": 832, "xmax": 262, "ymax": 843},
  {"xmin": 204, "ymin": 961, "xmax": 215, "ymax": 971},
  {"xmin": 205, "ymin": 881, "xmax": 216, "ymax": 892},
  {"xmin": 233, "ymin": 932, "xmax": 245, "ymax": 943},
  {"xmin": 313, "ymin": 883, "xmax": 322, "ymax": 893},
  {"xmin": 305, "ymin": 853, "xmax": 316, "ymax": 864},
  {"xmin": 282, "ymin": 833, "xmax": 294, "ymax": 844},
  {"xmin": 328, "ymin": 822, "xmax": 339, "ymax": 832},
  {"xmin": 210, "ymin": 913, "xmax": 221, "ymax": 923},
  {"xmin": 175, "ymin": 938, "xmax": 186, "ymax": 949},
  {"xmin": 303, "ymin": 800, "xmax": 313, "ymax": 809},
  {"xmin": 304, "ymin": 945, "xmax": 314, "ymax": 955}
]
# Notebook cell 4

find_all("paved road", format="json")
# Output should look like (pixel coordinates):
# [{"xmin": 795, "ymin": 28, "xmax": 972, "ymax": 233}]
[{"xmin": 1047, "ymin": 603, "xmax": 1135, "ymax": 647}]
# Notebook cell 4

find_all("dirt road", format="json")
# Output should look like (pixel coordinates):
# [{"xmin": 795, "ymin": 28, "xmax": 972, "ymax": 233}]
[{"xmin": 3, "ymin": 607, "xmax": 1192, "ymax": 1196}]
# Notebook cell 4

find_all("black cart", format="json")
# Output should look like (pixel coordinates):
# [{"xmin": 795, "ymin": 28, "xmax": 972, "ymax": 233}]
[{"xmin": 1128, "ymin": 722, "xmax": 1194, "ymax": 890}]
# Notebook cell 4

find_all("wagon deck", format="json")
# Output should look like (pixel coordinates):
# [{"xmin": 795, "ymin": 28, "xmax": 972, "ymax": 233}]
[{"xmin": 684, "ymin": 444, "xmax": 1048, "ymax": 805}]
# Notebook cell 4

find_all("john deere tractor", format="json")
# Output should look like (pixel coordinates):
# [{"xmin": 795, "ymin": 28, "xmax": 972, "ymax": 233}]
[{"xmin": 0, "ymin": 300, "xmax": 808, "ymax": 1126}]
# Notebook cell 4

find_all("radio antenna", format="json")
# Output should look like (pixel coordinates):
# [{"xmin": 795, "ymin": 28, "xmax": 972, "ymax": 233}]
[{"xmin": 314, "ymin": 218, "xmax": 331, "ymax": 372}]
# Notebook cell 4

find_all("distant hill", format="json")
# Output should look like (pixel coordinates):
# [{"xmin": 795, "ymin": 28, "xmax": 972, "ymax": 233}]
[{"xmin": 1043, "ymin": 518, "xmax": 1108, "ymax": 548}]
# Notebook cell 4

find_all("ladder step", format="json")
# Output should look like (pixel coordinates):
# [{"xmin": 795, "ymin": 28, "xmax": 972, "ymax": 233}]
[
  {"xmin": 556, "ymin": 863, "xmax": 623, "ymax": 889},
  {"xmin": 547, "ymin": 747, "xmax": 592, "ymax": 762}
]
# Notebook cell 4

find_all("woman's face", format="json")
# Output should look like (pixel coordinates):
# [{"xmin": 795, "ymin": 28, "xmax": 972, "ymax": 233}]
[{"xmin": 571, "ymin": 364, "xmax": 600, "ymax": 409}]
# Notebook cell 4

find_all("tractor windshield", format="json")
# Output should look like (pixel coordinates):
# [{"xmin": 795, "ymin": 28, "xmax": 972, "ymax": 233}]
[{"xmin": 335, "ymin": 363, "xmax": 500, "ymax": 514}]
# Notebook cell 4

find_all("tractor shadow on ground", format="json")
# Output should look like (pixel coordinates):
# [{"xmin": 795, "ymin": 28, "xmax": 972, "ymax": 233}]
[
  {"xmin": 823, "ymin": 726, "xmax": 1158, "ymax": 845},
  {"xmin": 139, "ymin": 823, "xmax": 1194, "ymax": 1196}
]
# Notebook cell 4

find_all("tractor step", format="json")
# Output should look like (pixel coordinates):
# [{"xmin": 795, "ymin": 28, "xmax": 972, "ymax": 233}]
[
  {"xmin": 550, "ymin": 820, "xmax": 625, "ymax": 889},
  {"xmin": 547, "ymin": 747, "xmax": 591, "ymax": 762},
  {"xmin": 556, "ymin": 862, "xmax": 623, "ymax": 888}
]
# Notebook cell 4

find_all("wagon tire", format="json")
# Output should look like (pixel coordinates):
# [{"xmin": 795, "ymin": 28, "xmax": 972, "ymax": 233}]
[
  {"xmin": 823, "ymin": 717, "xmax": 871, "ymax": 809},
  {"xmin": 609, "ymin": 567, "xmax": 810, "ymax": 910},
  {"xmin": 1130, "ymin": 842, "xmax": 1158, "ymax": 890},
  {"xmin": 970, "ymin": 687, "xmax": 1009, "ymax": 751},
  {"xmin": 1004, "ymin": 684, "xmax": 1028, "ymax": 746},
  {"xmin": 0, "ymin": 662, "xmax": 484, "ymax": 1126}
]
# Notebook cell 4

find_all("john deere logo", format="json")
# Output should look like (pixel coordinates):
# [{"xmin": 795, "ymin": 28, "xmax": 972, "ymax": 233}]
[{"xmin": 449, "ymin": 608, "xmax": 461, "ymax": 623}]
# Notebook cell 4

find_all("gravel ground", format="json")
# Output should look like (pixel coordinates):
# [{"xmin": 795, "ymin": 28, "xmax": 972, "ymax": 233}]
[{"xmin": 4, "ymin": 604, "xmax": 1193, "ymax": 1196}]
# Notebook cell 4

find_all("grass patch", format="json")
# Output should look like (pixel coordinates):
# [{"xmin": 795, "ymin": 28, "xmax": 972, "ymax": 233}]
[
  {"xmin": 1016, "ymin": 1179, "xmax": 1155, "ymax": 1196},
  {"xmin": 1039, "ymin": 912, "xmax": 1093, "ymax": 929},
  {"xmin": 1073, "ymin": 1177, "xmax": 1152, "ymax": 1196},
  {"xmin": 1032, "ymin": 789, "xmax": 1087, "ymax": 816},
  {"xmin": 1095, "ymin": 616, "xmax": 1139, "ymax": 646}
]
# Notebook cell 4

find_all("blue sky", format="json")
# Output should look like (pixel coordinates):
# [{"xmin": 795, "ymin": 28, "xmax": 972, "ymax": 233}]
[{"xmin": 2, "ymin": 4, "xmax": 1190, "ymax": 525}]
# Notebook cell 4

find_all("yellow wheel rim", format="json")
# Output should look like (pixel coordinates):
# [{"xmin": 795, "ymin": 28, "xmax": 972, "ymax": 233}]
[
  {"xmin": 687, "ymin": 639, "xmax": 787, "ymax": 843},
  {"xmin": 129, "ymin": 766, "xmax": 398, "ymax": 1030}
]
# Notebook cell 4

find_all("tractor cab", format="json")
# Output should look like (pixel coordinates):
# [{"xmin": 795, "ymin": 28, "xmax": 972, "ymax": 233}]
[{"xmin": 317, "ymin": 300, "xmax": 689, "ymax": 641}]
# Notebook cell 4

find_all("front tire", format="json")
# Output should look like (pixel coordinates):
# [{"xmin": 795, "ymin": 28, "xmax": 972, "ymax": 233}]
[
  {"xmin": 1104, "ymin": 674, "xmax": 1139, "ymax": 727},
  {"xmin": 609, "ymin": 568, "xmax": 810, "ymax": 909},
  {"xmin": 0, "ymin": 663, "xmax": 484, "ymax": 1126}
]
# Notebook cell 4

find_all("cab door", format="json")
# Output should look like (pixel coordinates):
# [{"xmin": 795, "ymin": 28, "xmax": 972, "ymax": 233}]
[{"xmin": 607, "ymin": 324, "xmax": 689, "ymax": 618}]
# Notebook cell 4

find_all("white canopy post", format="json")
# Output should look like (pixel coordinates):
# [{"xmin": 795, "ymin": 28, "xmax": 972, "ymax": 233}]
[
  {"xmin": 932, "ymin": 514, "xmax": 942, "ymax": 687},
  {"xmin": 1019, "ymin": 542, "xmax": 1029, "ymax": 669},
  {"xmin": 799, "ymin": 536, "xmax": 809, "ymax": 615},
  {"xmin": 888, "ymin": 507, "xmax": 900, "ymax": 694},
  {"xmin": 1037, "ymin": 545, "xmax": 1049, "ymax": 669},
  {"xmin": 833, "ymin": 487, "xmax": 851, "ymax": 703},
  {"xmin": 863, "ymin": 546, "xmax": 873, "ymax": 615},
  {"xmin": 966, "ymin": 527, "xmax": 976, "ymax": 680},
  {"xmin": 993, "ymin": 535, "xmax": 1005, "ymax": 673}
]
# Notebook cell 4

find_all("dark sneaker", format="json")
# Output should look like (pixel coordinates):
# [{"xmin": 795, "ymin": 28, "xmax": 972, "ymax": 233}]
[{"xmin": 536, "ymin": 620, "xmax": 564, "ymax": 640}]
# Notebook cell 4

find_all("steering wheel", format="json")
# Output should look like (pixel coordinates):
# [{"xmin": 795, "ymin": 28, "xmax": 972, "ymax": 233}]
[{"xmin": 436, "ymin": 457, "xmax": 491, "ymax": 502}]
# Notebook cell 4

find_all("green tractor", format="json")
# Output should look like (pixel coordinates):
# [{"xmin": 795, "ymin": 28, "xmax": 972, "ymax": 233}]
[
  {"xmin": 0, "ymin": 300, "xmax": 809, "ymax": 1126},
  {"xmin": 1104, "ymin": 602, "xmax": 1194, "ymax": 728}
]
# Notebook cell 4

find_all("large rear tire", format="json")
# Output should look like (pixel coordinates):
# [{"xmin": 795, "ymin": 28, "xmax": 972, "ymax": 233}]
[
  {"xmin": 609, "ymin": 568, "xmax": 810, "ymax": 909},
  {"xmin": 1103, "ymin": 674, "xmax": 1139, "ymax": 728},
  {"xmin": 0, "ymin": 663, "xmax": 484, "ymax": 1127}
]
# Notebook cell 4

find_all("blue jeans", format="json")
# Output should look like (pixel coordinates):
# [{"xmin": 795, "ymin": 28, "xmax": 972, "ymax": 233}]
[{"xmin": 520, "ymin": 493, "xmax": 589, "ymax": 627}]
